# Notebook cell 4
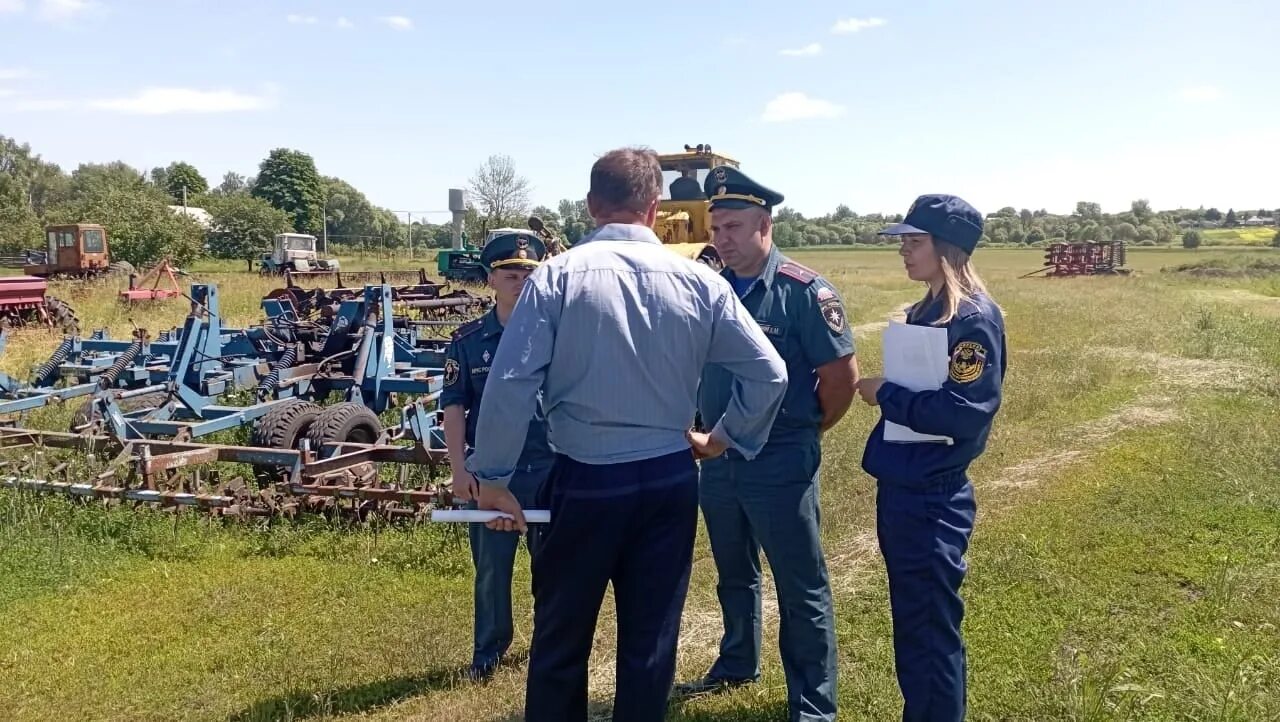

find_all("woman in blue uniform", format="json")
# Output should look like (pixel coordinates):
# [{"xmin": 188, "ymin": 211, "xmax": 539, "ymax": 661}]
[{"xmin": 854, "ymin": 194, "xmax": 1007, "ymax": 722}]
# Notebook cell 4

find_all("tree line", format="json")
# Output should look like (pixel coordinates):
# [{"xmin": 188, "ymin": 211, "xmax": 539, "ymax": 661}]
[{"xmin": 2, "ymin": 134, "xmax": 1276, "ymax": 267}]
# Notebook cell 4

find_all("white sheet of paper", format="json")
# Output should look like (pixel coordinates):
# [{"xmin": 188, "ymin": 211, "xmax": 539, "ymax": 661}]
[{"xmin": 881, "ymin": 321, "xmax": 954, "ymax": 445}]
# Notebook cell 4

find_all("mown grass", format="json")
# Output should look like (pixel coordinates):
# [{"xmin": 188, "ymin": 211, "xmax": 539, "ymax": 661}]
[{"xmin": 0, "ymin": 248, "xmax": 1277, "ymax": 721}]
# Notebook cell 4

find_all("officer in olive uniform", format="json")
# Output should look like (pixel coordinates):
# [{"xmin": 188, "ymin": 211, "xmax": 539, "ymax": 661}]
[
  {"xmin": 677, "ymin": 167, "xmax": 858, "ymax": 721},
  {"xmin": 441, "ymin": 231, "xmax": 555, "ymax": 681}
]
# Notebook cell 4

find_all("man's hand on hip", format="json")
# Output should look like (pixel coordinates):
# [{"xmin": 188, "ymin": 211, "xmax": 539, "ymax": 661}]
[
  {"xmin": 686, "ymin": 429, "xmax": 730, "ymax": 460},
  {"xmin": 477, "ymin": 484, "xmax": 527, "ymax": 533}
]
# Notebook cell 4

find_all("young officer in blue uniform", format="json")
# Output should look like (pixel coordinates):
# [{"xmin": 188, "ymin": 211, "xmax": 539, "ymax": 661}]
[
  {"xmin": 856, "ymin": 194, "xmax": 1007, "ymax": 722},
  {"xmin": 440, "ymin": 230, "xmax": 554, "ymax": 682},
  {"xmin": 678, "ymin": 166, "xmax": 859, "ymax": 722}
]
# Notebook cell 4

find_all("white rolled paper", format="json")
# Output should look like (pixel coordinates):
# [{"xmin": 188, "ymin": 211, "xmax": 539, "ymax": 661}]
[{"xmin": 431, "ymin": 509, "xmax": 551, "ymax": 524}]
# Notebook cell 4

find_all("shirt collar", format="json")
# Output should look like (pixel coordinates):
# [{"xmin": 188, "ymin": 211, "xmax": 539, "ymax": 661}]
[
  {"xmin": 578, "ymin": 222, "xmax": 662, "ymax": 246},
  {"xmin": 723, "ymin": 243, "xmax": 783, "ymax": 296},
  {"xmin": 481, "ymin": 307, "xmax": 504, "ymax": 338}
]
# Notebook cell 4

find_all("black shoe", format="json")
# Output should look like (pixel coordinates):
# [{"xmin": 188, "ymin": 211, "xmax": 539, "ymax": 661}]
[
  {"xmin": 466, "ymin": 659, "xmax": 500, "ymax": 682},
  {"xmin": 671, "ymin": 675, "xmax": 755, "ymax": 698}
]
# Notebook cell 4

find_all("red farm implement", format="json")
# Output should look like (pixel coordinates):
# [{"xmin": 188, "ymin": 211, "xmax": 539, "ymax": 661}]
[
  {"xmin": 119, "ymin": 258, "xmax": 183, "ymax": 303},
  {"xmin": 0, "ymin": 275, "xmax": 79, "ymax": 334},
  {"xmin": 1022, "ymin": 240, "xmax": 1130, "ymax": 278}
]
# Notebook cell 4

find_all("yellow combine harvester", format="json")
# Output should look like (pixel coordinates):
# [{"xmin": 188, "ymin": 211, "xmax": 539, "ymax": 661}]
[{"xmin": 652, "ymin": 143, "xmax": 737, "ymax": 271}]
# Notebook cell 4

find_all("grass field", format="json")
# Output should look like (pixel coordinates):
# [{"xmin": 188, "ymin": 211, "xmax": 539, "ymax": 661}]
[
  {"xmin": 1, "ymin": 247, "xmax": 1279, "ymax": 721},
  {"xmin": 1199, "ymin": 226, "xmax": 1279, "ymax": 247}
]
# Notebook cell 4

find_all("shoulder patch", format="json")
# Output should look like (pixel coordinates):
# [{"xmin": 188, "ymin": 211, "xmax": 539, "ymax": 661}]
[
  {"xmin": 819, "ymin": 294, "xmax": 846, "ymax": 334},
  {"xmin": 777, "ymin": 261, "xmax": 818, "ymax": 284},
  {"xmin": 450, "ymin": 317, "xmax": 484, "ymax": 341},
  {"xmin": 443, "ymin": 358, "xmax": 461, "ymax": 387},
  {"xmin": 949, "ymin": 340, "xmax": 987, "ymax": 384}
]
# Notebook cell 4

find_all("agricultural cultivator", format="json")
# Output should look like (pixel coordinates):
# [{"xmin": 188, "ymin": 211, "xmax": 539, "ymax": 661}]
[
  {"xmin": 1022, "ymin": 240, "xmax": 1130, "ymax": 278},
  {"xmin": 263, "ymin": 270, "xmax": 491, "ymax": 339},
  {"xmin": 0, "ymin": 278, "xmax": 494, "ymax": 520}
]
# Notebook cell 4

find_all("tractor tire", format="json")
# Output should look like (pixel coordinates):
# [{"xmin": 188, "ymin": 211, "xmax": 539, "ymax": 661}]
[
  {"xmin": 305, "ymin": 402, "xmax": 383, "ymax": 484},
  {"xmin": 69, "ymin": 390, "xmax": 168, "ymax": 433},
  {"xmin": 108, "ymin": 261, "xmax": 136, "ymax": 276},
  {"xmin": 307, "ymin": 402, "xmax": 383, "ymax": 450},
  {"xmin": 248, "ymin": 399, "xmax": 322, "ymax": 483},
  {"xmin": 250, "ymin": 400, "xmax": 323, "ymax": 486},
  {"xmin": 44, "ymin": 296, "xmax": 80, "ymax": 336}
]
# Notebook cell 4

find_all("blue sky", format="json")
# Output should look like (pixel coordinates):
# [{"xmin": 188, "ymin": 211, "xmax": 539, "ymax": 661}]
[{"xmin": 1, "ymin": 0, "xmax": 1277, "ymax": 224}]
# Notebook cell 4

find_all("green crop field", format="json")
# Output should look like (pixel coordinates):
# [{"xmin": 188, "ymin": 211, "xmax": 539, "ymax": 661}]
[
  {"xmin": 1199, "ymin": 227, "xmax": 1279, "ymax": 246},
  {"xmin": 1, "ymin": 247, "xmax": 1279, "ymax": 721}
]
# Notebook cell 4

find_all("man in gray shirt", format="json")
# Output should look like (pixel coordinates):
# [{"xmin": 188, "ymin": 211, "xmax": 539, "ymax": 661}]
[{"xmin": 466, "ymin": 146, "xmax": 787, "ymax": 721}]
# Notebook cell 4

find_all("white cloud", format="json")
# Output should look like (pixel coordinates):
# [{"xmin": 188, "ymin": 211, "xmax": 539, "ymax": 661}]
[
  {"xmin": 336, "ymin": 17, "xmax": 353, "ymax": 29},
  {"xmin": 761, "ymin": 92, "xmax": 845, "ymax": 122},
  {"xmin": 37, "ymin": 0, "xmax": 96, "ymax": 21},
  {"xmin": 88, "ymin": 86, "xmax": 276, "ymax": 114},
  {"xmin": 0, "ymin": 89, "xmax": 17, "ymax": 98},
  {"xmin": 378, "ymin": 15, "xmax": 413, "ymax": 30},
  {"xmin": 286, "ymin": 14, "xmax": 318, "ymax": 25},
  {"xmin": 0, "ymin": 68, "xmax": 30, "ymax": 80},
  {"xmin": 1177, "ymin": 85, "xmax": 1222, "ymax": 102},
  {"xmin": 14, "ymin": 98, "xmax": 72, "ymax": 111},
  {"xmin": 0, "ymin": 0, "xmax": 25, "ymax": 14},
  {"xmin": 831, "ymin": 17, "xmax": 887, "ymax": 34},
  {"xmin": 779, "ymin": 43, "xmax": 822, "ymax": 57}
]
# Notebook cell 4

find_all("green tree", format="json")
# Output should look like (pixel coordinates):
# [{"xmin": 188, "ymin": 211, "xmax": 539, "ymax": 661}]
[
  {"xmin": 152, "ymin": 161, "xmax": 208, "ymax": 202},
  {"xmin": 1113, "ymin": 222, "xmax": 1138, "ymax": 240},
  {"xmin": 1182, "ymin": 230, "xmax": 1202, "ymax": 249},
  {"xmin": 213, "ymin": 171, "xmax": 248, "ymax": 195},
  {"xmin": 1224, "ymin": 208, "xmax": 1238, "ymax": 227},
  {"xmin": 1074, "ymin": 201, "xmax": 1102, "ymax": 221},
  {"xmin": 201, "ymin": 193, "xmax": 294, "ymax": 260},
  {"xmin": 1131, "ymin": 199, "xmax": 1153, "ymax": 224},
  {"xmin": 46, "ymin": 163, "xmax": 205, "ymax": 266},
  {"xmin": 251, "ymin": 148, "xmax": 324, "ymax": 235}
]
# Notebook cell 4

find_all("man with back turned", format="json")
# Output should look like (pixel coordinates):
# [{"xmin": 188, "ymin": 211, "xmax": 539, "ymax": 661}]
[{"xmin": 464, "ymin": 146, "xmax": 789, "ymax": 721}]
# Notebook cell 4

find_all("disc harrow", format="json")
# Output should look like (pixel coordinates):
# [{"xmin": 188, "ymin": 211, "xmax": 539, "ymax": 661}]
[{"xmin": 0, "ymin": 279, "xmax": 493, "ymax": 522}]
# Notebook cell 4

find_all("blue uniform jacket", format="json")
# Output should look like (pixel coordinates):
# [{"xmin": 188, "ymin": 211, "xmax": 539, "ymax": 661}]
[
  {"xmin": 699, "ymin": 245, "xmax": 856, "ymax": 452},
  {"xmin": 861, "ymin": 291, "xmax": 1006, "ymax": 487},
  {"xmin": 441, "ymin": 309, "xmax": 555, "ymax": 473}
]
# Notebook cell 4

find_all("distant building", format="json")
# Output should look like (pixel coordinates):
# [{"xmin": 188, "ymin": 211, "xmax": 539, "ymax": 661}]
[
  {"xmin": 168, "ymin": 205, "xmax": 213, "ymax": 229},
  {"xmin": 1241, "ymin": 216, "xmax": 1271, "ymax": 226}
]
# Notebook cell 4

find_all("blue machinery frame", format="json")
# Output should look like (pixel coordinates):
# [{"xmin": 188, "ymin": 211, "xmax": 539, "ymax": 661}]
[{"xmin": 0, "ymin": 281, "xmax": 483, "ymax": 516}]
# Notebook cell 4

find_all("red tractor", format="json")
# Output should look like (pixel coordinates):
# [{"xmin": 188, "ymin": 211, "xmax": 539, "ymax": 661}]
[{"xmin": 0, "ymin": 275, "xmax": 78, "ymax": 334}]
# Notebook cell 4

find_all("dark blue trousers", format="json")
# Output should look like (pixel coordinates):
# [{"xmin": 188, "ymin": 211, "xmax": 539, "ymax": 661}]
[
  {"xmin": 524, "ymin": 449, "xmax": 699, "ymax": 722},
  {"xmin": 698, "ymin": 439, "xmax": 838, "ymax": 722},
  {"xmin": 876, "ymin": 478, "xmax": 977, "ymax": 722},
  {"xmin": 467, "ymin": 465, "xmax": 548, "ymax": 670}
]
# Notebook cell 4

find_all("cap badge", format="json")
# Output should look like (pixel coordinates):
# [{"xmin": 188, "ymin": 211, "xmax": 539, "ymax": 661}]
[{"xmin": 714, "ymin": 168, "xmax": 727, "ymax": 182}]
